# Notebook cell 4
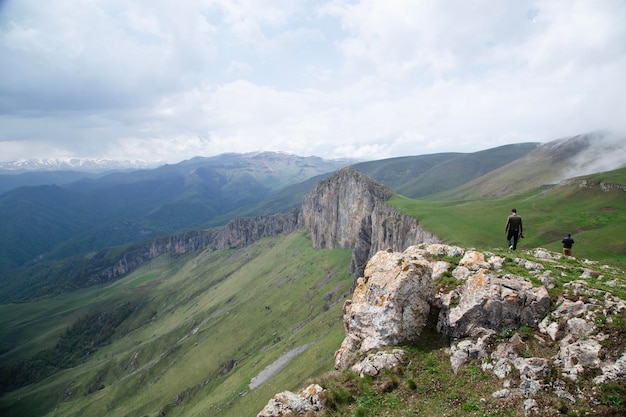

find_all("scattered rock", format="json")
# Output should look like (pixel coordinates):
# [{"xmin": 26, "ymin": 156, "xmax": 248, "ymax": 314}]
[
  {"xmin": 351, "ymin": 349, "xmax": 406, "ymax": 377},
  {"xmin": 450, "ymin": 337, "xmax": 489, "ymax": 374},
  {"xmin": 257, "ymin": 384, "xmax": 326, "ymax": 417},
  {"xmin": 594, "ymin": 352, "xmax": 626, "ymax": 384}
]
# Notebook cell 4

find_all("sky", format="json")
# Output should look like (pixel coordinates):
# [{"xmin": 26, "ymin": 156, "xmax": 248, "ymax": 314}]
[{"xmin": 1, "ymin": 0, "xmax": 625, "ymax": 164}]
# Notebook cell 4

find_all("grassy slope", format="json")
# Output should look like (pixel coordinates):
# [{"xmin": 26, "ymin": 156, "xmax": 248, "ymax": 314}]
[
  {"xmin": 351, "ymin": 143, "xmax": 538, "ymax": 199},
  {"xmin": 0, "ymin": 231, "xmax": 353, "ymax": 417},
  {"xmin": 389, "ymin": 170, "xmax": 626, "ymax": 268}
]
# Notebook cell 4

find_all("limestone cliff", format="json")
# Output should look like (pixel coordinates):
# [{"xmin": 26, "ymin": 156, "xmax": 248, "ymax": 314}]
[
  {"xmin": 211, "ymin": 209, "xmax": 302, "ymax": 250},
  {"xmin": 88, "ymin": 230, "xmax": 216, "ymax": 285},
  {"xmin": 301, "ymin": 167, "xmax": 440, "ymax": 278}
]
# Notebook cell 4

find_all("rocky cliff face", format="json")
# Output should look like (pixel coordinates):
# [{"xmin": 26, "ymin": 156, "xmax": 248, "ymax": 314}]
[
  {"xmin": 211, "ymin": 209, "xmax": 302, "ymax": 250},
  {"xmin": 210, "ymin": 167, "xmax": 440, "ymax": 281},
  {"xmin": 90, "ymin": 230, "xmax": 216, "ymax": 285},
  {"xmin": 301, "ymin": 167, "xmax": 440, "ymax": 278}
]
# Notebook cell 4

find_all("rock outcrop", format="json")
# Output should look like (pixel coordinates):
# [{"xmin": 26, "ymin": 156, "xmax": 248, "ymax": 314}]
[
  {"xmin": 211, "ymin": 209, "xmax": 302, "ymax": 250},
  {"xmin": 86, "ymin": 230, "xmax": 216, "ymax": 285},
  {"xmin": 334, "ymin": 247, "xmax": 435, "ymax": 369},
  {"xmin": 301, "ymin": 167, "xmax": 440, "ymax": 279},
  {"xmin": 334, "ymin": 244, "xmax": 552, "ymax": 370},
  {"xmin": 436, "ymin": 250, "xmax": 551, "ymax": 340}
]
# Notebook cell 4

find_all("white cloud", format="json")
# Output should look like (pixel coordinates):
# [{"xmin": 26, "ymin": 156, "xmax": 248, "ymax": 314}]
[{"xmin": 1, "ymin": 0, "xmax": 625, "ymax": 163}]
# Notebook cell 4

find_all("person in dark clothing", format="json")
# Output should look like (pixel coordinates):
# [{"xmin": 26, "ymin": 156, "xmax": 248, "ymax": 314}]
[
  {"xmin": 505, "ymin": 208, "xmax": 523, "ymax": 250},
  {"xmin": 562, "ymin": 233, "xmax": 575, "ymax": 256}
]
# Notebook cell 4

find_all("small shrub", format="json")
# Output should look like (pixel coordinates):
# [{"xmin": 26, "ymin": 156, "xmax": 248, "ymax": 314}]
[
  {"xmin": 326, "ymin": 388, "xmax": 353, "ymax": 410},
  {"xmin": 407, "ymin": 379, "xmax": 417, "ymax": 390},
  {"xmin": 599, "ymin": 382, "xmax": 626, "ymax": 411},
  {"xmin": 462, "ymin": 399, "xmax": 480, "ymax": 412}
]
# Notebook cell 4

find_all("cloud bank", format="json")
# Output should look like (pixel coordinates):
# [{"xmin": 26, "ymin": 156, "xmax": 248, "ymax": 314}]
[{"xmin": 1, "ymin": 0, "xmax": 625, "ymax": 163}]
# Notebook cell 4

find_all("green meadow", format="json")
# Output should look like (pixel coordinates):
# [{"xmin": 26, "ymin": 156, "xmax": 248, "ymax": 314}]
[
  {"xmin": 0, "ymin": 231, "xmax": 353, "ymax": 417},
  {"xmin": 390, "ymin": 177, "xmax": 626, "ymax": 268}
]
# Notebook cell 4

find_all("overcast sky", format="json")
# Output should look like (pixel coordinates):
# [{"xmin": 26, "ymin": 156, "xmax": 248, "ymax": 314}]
[{"xmin": 1, "ymin": 0, "xmax": 625, "ymax": 163}]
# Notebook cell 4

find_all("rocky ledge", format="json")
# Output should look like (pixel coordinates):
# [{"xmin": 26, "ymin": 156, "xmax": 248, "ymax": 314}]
[{"xmin": 258, "ymin": 244, "xmax": 626, "ymax": 416}]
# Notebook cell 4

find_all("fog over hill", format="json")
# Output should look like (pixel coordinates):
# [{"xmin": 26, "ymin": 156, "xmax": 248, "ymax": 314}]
[
  {"xmin": 555, "ymin": 130, "xmax": 626, "ymax": 181},
  {"xmin": 432, "ymin": 131, "xmax": 626, "ymax": 199}
]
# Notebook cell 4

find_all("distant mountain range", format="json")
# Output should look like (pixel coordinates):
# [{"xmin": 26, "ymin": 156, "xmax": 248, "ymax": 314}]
[
  {"xmin": 0, "ymin": 152, "xmax": 356, "ymax": 272},
  {"xmin": 0, "ymin": 157, "xmax": 163, "ymax": 173}
]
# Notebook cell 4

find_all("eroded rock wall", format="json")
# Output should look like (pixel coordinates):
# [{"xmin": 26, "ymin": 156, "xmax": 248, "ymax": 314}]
[{"xmin": 301, "ymin": 167, "xmax": 440, "ymax": 278}]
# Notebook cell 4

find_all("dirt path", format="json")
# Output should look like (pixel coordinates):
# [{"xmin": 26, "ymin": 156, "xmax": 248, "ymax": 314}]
[{"xmin": 248, "ymin": 343, "xmax": 313, "ymax": 390}]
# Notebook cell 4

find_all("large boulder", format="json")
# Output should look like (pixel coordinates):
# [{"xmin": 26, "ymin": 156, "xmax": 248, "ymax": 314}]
[
  {"xmin": 334, "ymin": 247, "xmax": 434, "ymax": 370},
  {"xmin": 437, "ymin": 271, "xmax": 551, "ymax": 338}
]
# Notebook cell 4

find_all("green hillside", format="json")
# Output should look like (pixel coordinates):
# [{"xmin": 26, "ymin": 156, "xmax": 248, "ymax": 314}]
[
  {"xmin": 352, "ymin": 143, "xmax": 538, "ymax": 198},
  {"xmin": 433, "ymin": 132, "xmax": 625, "ymax": 200},
  {"xmin": 389, "ymin": 167, "xmax": 626, "ymax": 268},
  {"xmin": 0, "ymin": 231, "xmax": 353, "ymax": 417}
]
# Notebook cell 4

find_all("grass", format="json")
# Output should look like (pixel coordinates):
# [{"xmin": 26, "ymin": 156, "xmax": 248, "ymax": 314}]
[
  {"xmin": 389, "ymin": 181, "xmax": 626, "ymax": 269},
  {"xmin": 315, "ymin": 345, "xmax": 510, "ymax": 417},
  {"xmin": 0, "ymin": 230, "xmax": 354, "ymax": 417}
]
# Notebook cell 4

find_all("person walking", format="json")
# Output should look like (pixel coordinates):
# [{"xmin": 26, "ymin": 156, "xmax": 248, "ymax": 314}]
[
  {"xmin": 505, "ymin": 208, "xmax": 523, "ymax": 250},
  {"xmin": 562, "ymin": 233, "xmax": 575, "ymax": 256}
]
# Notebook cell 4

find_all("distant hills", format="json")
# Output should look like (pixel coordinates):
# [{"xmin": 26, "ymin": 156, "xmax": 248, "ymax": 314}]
[
  {"xmin": 0, "ymin": 152, "xmax": 354, "ymax": 272},
  {"xmin": 433, "ymin": 130, "xmax": 626, "ymax": 199}
]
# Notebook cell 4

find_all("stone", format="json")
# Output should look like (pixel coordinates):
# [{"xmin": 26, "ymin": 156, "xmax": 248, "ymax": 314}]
[
  {"xmin": 421, "ymin": 243, "xmax": 465, "ymax": 257},
  {"xmin": 524, "ymin": 398, "xmax": 538, "ymax": 415},
  {"xmin": 532, "ymin": 248, "xmax": 560, "ymax": 260},
  {"xmin": 351, "ymin": 349, "xmax": 406, "ymax": 377},
  {"xmin": 458, "ymin": 251, "xmax": 491, "ymax": 270},
  {"xmin": 432, "ymin": 261, "xmax": 450, "ymax": 280},
  {"xmin": 449, "ymin": 337, "xmax": 489, "ymax": 374},
  {"xmin": 566, "ymin": 317, "xmax": 594, "ymax": 337},
  {"xmin": 492, "ymin": 388, "xmax": 510, "ymax": 398},
  {"xmin": 438, "ymin": 271, "xmax": 551, "ymax": 338},
  {"xmin": 514, "ymin": 357, "xmax": 551, "ymax": 397},
  {"xmin": 257, "ymin": 384, "xmax": 326, "ymax": 417},
  {"xmin": 558, "ymin": 336, "xmax": 602, "ymax": 381},
  {"xmin": 334, "ymin": 248, "xmax": 434, "ymax": 369},
  {"xmin": 594, "ymin": 352, "xmax": 626, "ymax": 384}
]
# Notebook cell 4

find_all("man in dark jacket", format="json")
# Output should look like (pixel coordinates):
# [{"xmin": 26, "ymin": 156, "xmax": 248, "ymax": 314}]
[
  {"xmin": 562, "ymin": 233, "xmax": 575, "ymax": 256},
  {"xmin": 505, "ymin": 208, "xmax": 523, "ymax": 250}
]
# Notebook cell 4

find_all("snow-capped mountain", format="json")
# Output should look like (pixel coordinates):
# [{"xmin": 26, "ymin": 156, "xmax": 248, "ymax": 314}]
[{"xmin": 0, "ymin": 158, "xmax": 163, "ymax": 173}]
